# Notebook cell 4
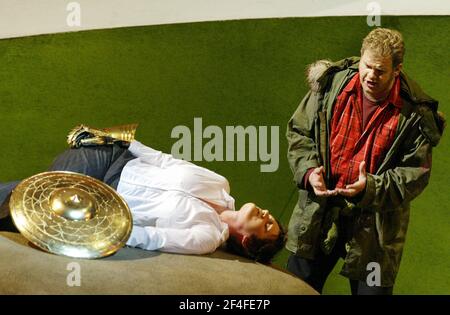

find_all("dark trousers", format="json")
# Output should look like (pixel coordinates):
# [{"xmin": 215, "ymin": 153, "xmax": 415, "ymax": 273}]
[
  {"xmin": 0, "ymin": 145, "xmax": 136, "ymax": 231},
  {"xmin": 286, "ymin": 217, "xmax": 393, "ymax": 295}
]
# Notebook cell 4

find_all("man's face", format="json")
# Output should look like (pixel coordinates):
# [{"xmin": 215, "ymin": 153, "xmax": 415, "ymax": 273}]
[
  {"xmin": 235, "ymin": 203, "xmax": 280, "ymax": 240},
  {"xmin": 359, "ymin": 49, "xmax": 402, "ymax": 101}
]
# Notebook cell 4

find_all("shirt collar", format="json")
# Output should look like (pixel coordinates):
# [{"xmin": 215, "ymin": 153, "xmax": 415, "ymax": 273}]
[{"xmin": 344, "ymin": 72, "xmax": 403, "ymax": 108}]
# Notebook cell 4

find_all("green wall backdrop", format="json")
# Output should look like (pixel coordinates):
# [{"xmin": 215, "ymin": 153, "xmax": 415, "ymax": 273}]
[{"xmin": 0, "ymin": 16, "xmax": 448, "ymax": 294}]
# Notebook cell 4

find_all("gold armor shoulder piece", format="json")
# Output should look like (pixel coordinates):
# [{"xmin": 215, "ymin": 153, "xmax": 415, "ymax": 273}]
[{"xmin": 67, "ymin": 123, "xmax": 138, "ymax": 148}]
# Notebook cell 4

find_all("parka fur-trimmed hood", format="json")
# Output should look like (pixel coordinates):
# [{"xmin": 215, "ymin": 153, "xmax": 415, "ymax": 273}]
[{"xmin": 306, "ymin": 59, "xmax": 333, "ymax": 93}]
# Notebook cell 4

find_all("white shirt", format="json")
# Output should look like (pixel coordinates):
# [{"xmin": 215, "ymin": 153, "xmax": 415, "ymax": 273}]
[{"xmin": 117, "ymin": 140, "xmax": 233, "ymax": 255}]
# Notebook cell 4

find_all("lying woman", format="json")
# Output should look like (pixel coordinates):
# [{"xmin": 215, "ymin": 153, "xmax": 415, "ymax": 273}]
[{"xmin": 0, "ymin": 134, "xmax": 286, "ymax": 263}]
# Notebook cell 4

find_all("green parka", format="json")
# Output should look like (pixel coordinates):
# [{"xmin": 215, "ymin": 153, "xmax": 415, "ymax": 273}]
[{"xmin": 286, "ymin": 56, "xmax": 444, "ymax": 286}]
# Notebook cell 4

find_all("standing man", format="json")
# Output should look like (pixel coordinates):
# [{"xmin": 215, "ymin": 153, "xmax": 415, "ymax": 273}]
[{"xmin": 285, "ymin": 28, "xmax": 445, "ymax": 295}]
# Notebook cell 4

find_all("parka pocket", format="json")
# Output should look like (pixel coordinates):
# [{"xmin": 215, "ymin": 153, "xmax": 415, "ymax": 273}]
[
  {"xmin": 287, "ymin": 190, "xmax": 309, "ymax": 243},
  {"xmin": 377, "ymin": 210, "xmax": 404, "ymax": 246}
]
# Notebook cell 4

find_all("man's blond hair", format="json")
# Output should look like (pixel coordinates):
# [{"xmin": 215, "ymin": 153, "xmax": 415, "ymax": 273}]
[{"xmin": 361, "ymin": 28, "xmax": 405, "ymax": 68}]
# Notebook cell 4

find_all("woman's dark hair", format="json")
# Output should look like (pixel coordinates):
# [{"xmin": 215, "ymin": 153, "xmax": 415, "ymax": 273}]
[{"xmin": 226, "ymin": 218, "xmax": 287, "ymax": 264}]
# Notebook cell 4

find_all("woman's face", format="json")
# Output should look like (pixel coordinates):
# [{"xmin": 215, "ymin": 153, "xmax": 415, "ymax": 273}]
[{"xmin": 235, "ymin": 203, "xmax": 280, "ymax": 240}]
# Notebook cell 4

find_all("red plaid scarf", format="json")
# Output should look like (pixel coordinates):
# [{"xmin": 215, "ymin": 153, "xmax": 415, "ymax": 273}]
[{"xmin": 329, "ymin": 72, "xmax": 402, "ymax": 189}]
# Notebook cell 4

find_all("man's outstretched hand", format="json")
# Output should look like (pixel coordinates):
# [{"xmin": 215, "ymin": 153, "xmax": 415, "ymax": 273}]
[
  {"xmin": 308, "ymin": 166, "xmax": 338, "ymax": 197},
  {"xmin": 336, "ymin": 161, "xmax": 367, "ymax": 197}
]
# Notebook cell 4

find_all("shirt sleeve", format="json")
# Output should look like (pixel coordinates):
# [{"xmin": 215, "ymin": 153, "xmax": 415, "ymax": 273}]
[{"xmin": 126, "ymin": 224, "xmax": 223, "ymax": 255}]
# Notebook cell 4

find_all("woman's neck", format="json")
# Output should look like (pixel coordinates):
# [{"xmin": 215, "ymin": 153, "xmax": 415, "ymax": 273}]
[{"xmin": 219, "ymin": 210, "xmax": 238, "ymax": 226}]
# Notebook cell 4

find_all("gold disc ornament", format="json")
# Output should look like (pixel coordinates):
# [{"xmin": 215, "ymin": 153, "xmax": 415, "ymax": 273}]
[{"xmin": 9, "ymin": 171, "xmax": 132, "ymax": 258}]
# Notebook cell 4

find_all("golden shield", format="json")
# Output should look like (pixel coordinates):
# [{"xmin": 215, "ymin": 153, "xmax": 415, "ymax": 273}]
[{"xmin": 9, "ymin": 171, "xmax": 132, "ymax": 259}]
